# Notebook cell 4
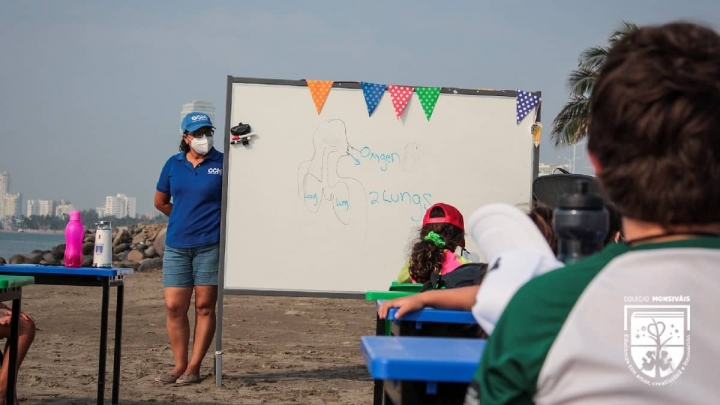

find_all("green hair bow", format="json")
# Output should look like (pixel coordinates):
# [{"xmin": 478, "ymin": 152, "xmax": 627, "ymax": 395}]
[{"xmin": 424, "ymin": 231, "xmax": 446, "ymax": 247}]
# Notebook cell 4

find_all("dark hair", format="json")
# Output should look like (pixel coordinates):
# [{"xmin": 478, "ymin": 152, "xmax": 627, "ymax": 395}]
[
  {"xmin": 604, "ymin": 202, "xmax": 623, "ymax": 245},
  {"xmin": 408, "ymin": 207, "xmax": 465, "ymax": 284},
  {"xmin": 588, "ymin": 22, "xmax": 720, "ymax": 226},
  {"xmin": 528, "ymin": 205, "xmax": 558, "ymax": 255},
  {"xmin": 179, "ymin": 132, "xmax": 190, "ymax": 153}
]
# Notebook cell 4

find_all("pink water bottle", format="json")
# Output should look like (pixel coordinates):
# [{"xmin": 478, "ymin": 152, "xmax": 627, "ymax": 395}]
[{"xmin": 64, "ymin": 211, "xmax": 85, "ymax": 268}]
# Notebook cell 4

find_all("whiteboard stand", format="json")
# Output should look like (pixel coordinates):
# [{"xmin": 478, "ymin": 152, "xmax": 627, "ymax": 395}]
[{"xmin": 215, "ymin": 76, "xmax": 541, "ymax": 386}]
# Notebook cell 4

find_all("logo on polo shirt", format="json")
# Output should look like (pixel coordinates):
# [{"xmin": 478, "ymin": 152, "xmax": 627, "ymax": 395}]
[
  {"xmin": 208, "ymin": 168, "xmax": 222, "ymax": 175},
  {"xmin": 623, "ymin": 301, "xmax": 690, "ymax": 386}
]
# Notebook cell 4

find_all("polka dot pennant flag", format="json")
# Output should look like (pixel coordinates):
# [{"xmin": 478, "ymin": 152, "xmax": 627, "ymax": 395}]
[
  {"xmin": 387, "ymin": 85, "xmax": 414, "ymax": 119},
  {"xmin": 306, "ymin": 80, "xmax": 334, "ymax": 114},
  {"xmin": 415, "ymin": 87, "xmax": 442, "ymax": 121},
  {"xmin": 361, "ymin": 82, "xmax": 387, "ymax": 117},
  {"xmin": 516, "ymin": 90, "xmax": 541, "ymax": 124}
]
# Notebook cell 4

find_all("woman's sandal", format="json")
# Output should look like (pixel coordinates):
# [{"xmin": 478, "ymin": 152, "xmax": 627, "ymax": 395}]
[
  {"xmin": 175, "ymin": 373, "xmax": 202, "ymax": 385},
  {"xmin": 154, "ymin": 372, "xmax": 181, "ymax": 384}
]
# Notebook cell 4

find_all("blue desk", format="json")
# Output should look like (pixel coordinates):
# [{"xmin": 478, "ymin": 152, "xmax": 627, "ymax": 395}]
[
  {"xmin": 362, "ymin": 336, "xmax": 485, "ymax": 405},
  {"xmin": 373, "ymin": 302, "xmax": 480, "ymax": 405},
  {"xmin": 0, "ymin": 264, "xmax": 133, "ymax": 405},
  {"xmin": 378, "ymin": 301, "xmax": 478, "ymax": 325}
]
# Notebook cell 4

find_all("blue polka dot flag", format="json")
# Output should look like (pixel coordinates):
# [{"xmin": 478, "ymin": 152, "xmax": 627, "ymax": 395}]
[
  {"xmin": 361, "ymin": 82, "xmax": 387, "ymax": 116},
  {"xmin": 516, "ymin": 90, "xmax": 541, "ymax": 124}
]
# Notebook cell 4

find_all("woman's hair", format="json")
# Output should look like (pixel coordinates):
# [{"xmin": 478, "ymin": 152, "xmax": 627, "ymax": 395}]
[
  {"xmin": 179, "ymin": 133, "xmax": 191, "ymax": 153},
  {"xmin": 528, "ymin": 205, "xmax": 558, "ymax": 255},
  {"xmin": 408, "ymin": 206, "xmax": 465, "ymax": 283}
]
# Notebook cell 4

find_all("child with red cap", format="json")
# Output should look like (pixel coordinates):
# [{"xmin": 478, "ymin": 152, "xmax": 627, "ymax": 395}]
[{"xmin": 396, "ymin": 203, "xmax": 473, "ymax": 284}]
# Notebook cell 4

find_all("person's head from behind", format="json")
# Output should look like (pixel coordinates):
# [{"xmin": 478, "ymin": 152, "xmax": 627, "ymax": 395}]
[
  {"xmin": 180, "ymin": 112, "xmax": 215, "ymax": 155},
  {"xmin": 588, "ymin": 22, "xmax": 720, "ymax": 232},
  {"xmin": 528, "ymin": 205, "xmax": 558, "ymax": 255},
  {"xmin": 409, "ymin": 203, "xmax": 465, "ymax": 283}
]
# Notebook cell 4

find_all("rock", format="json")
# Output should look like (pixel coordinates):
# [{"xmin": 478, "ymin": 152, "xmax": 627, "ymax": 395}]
[
  {"xmin": 9, "ymin": 255, "xmax": 26, "ymax": 264},
  {"xmin": 121, "ymin": 260, "xmax": 140, "ymax": 271},
  {"xmin": 138, "ymin": 257, "xmax": 163, "ymax": 272},
  {"xmin": 126, "ymin": 249, "xmax": 145, "ymax": 263},
  {"xmin": 153, "ymin": 228, "xmax": 166, "ymax": 258},
  {"xmin": 113, "ymin": 243, "xmax": 130, "ymax": 254},
  {"xmin": 117, "ymin": 251, "xmax": 129, "ymax": 262},
  {"xmin": 131, "ymin": 233, "xmax": 147, "ymax": 245},
  {"xmin": 42, "ymin": 252, "xmax": 58, "ymax": 264},
  {"xmin": 25, "ymin": 253, "xmax": 43, "ymax": 264},
  {"xmin": 51, "ymin": 244, "xmax": 65, "ymax": 259},
  {"xmin": 82, "ymin": 242, "xmax": 95, "ymax": 256},
  {"xmin": 82, "ymin": 255, "xmax": 93, "ymax": 267},
  {"xmin": 112, "ymin": 254, "xmax": 120, "ymax": 262},
  {"xmin": 0, "ymin": 257, "xmax": 5, "ymax": 264},
  {"xmin": 113, "ymin": 228, "xmax": 131, "ymax": 248},
  {"xmin": 84, "ymin": 235, "xmax": 95, "ymax": 243},
  {"xmin": 144, "ymin": 246, "xmax": 156, "ymax": 258}
]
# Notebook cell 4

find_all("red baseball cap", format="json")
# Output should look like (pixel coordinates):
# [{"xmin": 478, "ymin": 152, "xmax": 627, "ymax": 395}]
[{"xmin": 422, "ymin": 203, "xmax": 466, "ymax": 247}]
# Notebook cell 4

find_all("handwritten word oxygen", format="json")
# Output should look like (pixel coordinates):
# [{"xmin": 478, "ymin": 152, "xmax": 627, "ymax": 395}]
[
  {"xmin": 368, "ymin": 190, "xmax": 432, "ymax": 222},
  {"xmin": 355, "ymin": 146, "xmax": 401, "ymax": 172}
]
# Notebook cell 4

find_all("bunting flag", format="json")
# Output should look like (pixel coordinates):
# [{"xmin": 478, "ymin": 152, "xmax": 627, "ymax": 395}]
[
  {"xmin": 516, "ymin": 90, "xmax": 541, "ymax": 124},
  {"xmin": 387, "ymin": 85, "xmax": 414, "ymax": 119},
  {"xmin": 415, "ymin": 87, "xmax": 442, "ymax": 121},
  {"xmin": 306, "ymin": 80, "xmax": 334, "ymax": 114},
  {"xmin": 361, "ymin": 82, "xmax": 387, "ymax": 116}
]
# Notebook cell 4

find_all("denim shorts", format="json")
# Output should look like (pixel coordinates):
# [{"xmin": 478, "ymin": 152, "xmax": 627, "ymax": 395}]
[{"xmin": 162, "ymin": 243, "xmax": 219, "ymax": 288}]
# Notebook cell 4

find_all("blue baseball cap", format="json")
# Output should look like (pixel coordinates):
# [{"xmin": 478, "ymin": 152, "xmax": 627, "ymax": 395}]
[{"xmin": 181, "ymin": 112, "xmax": 215, "ymax": 133}]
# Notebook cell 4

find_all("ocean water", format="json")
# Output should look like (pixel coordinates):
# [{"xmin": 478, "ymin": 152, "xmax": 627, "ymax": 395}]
[{"xmin": 0, "ymin": 231, "xmax": 66, "ymax": 260}]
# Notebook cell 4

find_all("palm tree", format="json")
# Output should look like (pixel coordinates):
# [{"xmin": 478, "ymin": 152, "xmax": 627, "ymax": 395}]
[{"xmin": 551, "ymin": 21, "xmax": 639, "ymax": 146}]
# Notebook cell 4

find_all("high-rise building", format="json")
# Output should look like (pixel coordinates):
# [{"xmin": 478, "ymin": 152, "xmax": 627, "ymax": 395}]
[
  {"xmin": 38, "ymin": 200, "xmax": 55, "ymax": 216},
  {"xmin": 181, "ymin": 100, "xmax": 216, "ymax": 124},
  {"xmin": 26, "ymin": 199, "xmax": 39, "ymax": 217},
  {"xmin": 104, "ymin": 193, "xmax": 137, "ymax": 218},
  {"xmin": 2, "ymin": 193, "xmax": 22, "ymax": 218},
  {"xmin": 0, "ymin": 172, "xmax": 8, "ymax": 195},
  {"xmin": 55, "ymin": 201, "xmax": 75, "ymax": 217}
]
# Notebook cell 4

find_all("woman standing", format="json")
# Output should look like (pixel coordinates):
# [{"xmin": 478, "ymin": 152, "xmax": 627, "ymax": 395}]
[{"xmin": 154, "ymin": 112, "xmax": 224, "ymax": 385}]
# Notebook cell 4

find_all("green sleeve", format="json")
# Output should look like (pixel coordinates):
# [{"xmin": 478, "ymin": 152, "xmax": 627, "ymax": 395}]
[
  {"xmin": 472, "ymin": 245, "xmax": 624, "ymax": 404},
  {"xmin": 396, "ymin": 259, "xmax": 412, "ymax": 284}
]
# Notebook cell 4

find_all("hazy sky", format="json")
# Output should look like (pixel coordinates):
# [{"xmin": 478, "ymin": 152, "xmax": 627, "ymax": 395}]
[{"xmin": 1, "ymin": 1, "xmax": 718, "ymax": 214}]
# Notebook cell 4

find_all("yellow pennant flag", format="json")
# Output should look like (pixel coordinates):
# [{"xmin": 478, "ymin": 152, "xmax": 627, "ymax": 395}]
[{"xmin": 306, "ymin": 80, "xmax": 334, "ymax": 114}]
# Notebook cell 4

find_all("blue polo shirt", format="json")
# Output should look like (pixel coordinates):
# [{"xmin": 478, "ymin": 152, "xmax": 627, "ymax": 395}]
[{"xmin": 156, "ymin": 148, "xmax": 224, "ymax": 248}]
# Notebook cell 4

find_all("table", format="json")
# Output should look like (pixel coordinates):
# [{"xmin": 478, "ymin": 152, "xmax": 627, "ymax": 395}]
[
  {"xmin": 0, "ymin": 275, "xmax": 34, "ymax": 405},
  {"xmin": 361, "ymin": 335, "xmax": 486, "ymax": 405},
  {"xmin": 372, "ymin": 302, "xmax": 480, "ymax": 405},
  {"xmin": 0, "ymin": 265, "xmax": 133, "ymax": 405}
]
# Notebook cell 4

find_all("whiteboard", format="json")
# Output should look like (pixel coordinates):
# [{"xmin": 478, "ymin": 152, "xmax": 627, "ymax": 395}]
[{"xmin": 220, "ymin": 77, "xmax": 539, "ymax": 296}]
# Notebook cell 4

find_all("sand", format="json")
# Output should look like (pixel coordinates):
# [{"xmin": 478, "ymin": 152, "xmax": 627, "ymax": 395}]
[{"xmin": 13, "ymin": 272, "xmax": 377, "ymax": 404}]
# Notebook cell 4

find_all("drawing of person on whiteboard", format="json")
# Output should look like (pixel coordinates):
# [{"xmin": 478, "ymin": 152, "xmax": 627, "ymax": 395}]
[{"xmin": 297, "ymin": 119, "xmax": 368, "ymax": 232}]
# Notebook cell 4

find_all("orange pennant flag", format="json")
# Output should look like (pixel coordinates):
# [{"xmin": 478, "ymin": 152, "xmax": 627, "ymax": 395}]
[{"xmin": 306, "ymin": 80, "xmax": 334, "ymax": 114}]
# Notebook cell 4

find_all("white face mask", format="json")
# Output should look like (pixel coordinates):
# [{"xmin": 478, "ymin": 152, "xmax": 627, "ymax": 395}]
[{"xmin": 189, "ymin": 136, "xmax": 213, "ymax": 155}]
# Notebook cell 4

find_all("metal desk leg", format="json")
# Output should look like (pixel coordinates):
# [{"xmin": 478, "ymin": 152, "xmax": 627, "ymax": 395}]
[
  {"xmin": 111, "ymin": 283, "xmax": 124, "ymax": 405},
  {"xmin": 373, "ymin": 314, "xmax": 385, "ymax": 405},
  {"xmin": 6, "ymin": 297, "xmax": 20, "ymax": 405},
  {"xmin": 97, "ymin": 279, "xmax": 110, "ymax": 405}
]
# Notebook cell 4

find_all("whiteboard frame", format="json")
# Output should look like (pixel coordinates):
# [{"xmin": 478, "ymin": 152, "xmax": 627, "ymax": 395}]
[{"xmin": 214, "ymin": 76, "xmax": 541, "ymax": 385}]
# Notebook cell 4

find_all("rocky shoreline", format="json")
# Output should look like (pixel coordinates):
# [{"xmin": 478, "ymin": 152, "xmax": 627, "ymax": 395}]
[{"xmin": 0, "ymin": 223, "xmax": 166, "ymax": 272}]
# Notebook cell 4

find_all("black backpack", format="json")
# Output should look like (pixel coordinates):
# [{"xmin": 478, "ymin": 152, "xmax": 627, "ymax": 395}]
[
  {"xmin": 410, "ymin": 262, "xmax": 489, "ymax": 339},
  {"xmin": 421, "ymin": 262, "xmax": 488, "ymax": 292}
]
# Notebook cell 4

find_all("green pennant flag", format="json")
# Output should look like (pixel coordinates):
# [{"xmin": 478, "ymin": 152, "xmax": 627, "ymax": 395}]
[{"xmin": 416, "ymin": 87, "xmax": 442, "ymax": 121}]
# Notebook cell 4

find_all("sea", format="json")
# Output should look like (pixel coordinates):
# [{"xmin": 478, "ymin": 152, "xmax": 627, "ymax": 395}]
[{"xmin": 0, "ymin": 231, "xmax": 66, "ymax": 260}]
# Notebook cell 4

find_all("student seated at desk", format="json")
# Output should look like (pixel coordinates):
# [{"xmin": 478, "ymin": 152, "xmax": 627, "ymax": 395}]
[
  {"xmin": 396, "ymin": 203, "xmax": 474, "ymax": 285},
  {"xmin": 0, "ymin": 303, "xmax": 36, "ymax": 405}
]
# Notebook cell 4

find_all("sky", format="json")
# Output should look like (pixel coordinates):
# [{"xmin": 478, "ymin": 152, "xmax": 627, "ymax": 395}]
[{"xmin": 1, "ymin": 1, "xmax": 718, "ymax": 214}]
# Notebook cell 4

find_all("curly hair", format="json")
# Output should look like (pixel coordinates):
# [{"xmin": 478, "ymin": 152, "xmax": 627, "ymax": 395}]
[{"xmin": 408, "ymin": 206, "xmax": 465, "ymax": 283}]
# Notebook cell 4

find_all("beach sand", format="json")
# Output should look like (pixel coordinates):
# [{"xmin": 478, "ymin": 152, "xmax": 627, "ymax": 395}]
[{"xmin": 14, "ymin": 271, "xmax": 376, "ymax": 404}]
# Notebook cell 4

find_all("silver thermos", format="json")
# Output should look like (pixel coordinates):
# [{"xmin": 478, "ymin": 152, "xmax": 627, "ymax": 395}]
[{"xmin": 92, "ymin": 221, "xmax": 113, "ymax": 268}]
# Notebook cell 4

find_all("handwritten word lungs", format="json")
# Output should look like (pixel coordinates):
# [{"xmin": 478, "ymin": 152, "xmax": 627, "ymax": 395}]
[
  {"xmin": 306, "ymin": 80, "xmax": 334, "ymax": 114},
  {"xmin": 516, "ymin": 90, "xmax": 541, "ymax": 124},
  {"xmin": 387, "ymin": 85, "xmax": 414, "ymax": 119}
]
